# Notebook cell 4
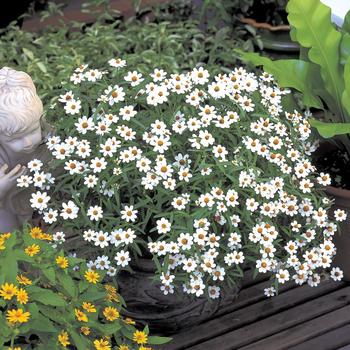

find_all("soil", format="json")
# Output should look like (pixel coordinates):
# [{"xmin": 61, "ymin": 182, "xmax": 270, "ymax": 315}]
[{"xmin": 313, "ymin": 148, "xmax": 350, "ymax": 190}]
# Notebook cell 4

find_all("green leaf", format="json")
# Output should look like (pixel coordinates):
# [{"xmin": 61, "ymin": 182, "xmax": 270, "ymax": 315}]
[
  {"xmin": 22, "ymin": 47, "xmax": 34, "ymax": 60},
  {"xmin": 27, "ymin": 286, "xmax": 66, "ymax": 307},
  {"xmin": 309, "ymin": 118, "xmax": 350, "ymax": 138},
  {"xmin": 57, "ymin": 272, "xmax": 77, "ymax": 299},
  {"xmin": 69, "ymin": 329, "xmax": 89, "ymax": 350},
  {"xmin": 147, "ymin": 336, "xmax": 173, "ymax": 345},
  {"xmin": 36, "ymin": 61, "xmax": 47, "ymax": 73},
  {"xmin": 287, "ymin": 0, "xmax": 346, "ymax": 121},
  {"xmin": 42, "ymin": 267, "xmax": 56, "ymax": 284},
  {"xmin": 342, "ymin": 10, "xmax": 350, "ymax": 33},
  {"xmin": 95, "ymin": 322, "xmax": 121, "ymax": 335},
  {"xmin": 238, "ymin": 50, "xmax": 322, "ymax": 108},
  {"xmin": 29, "ymin": 313, "xmax": 57, "ymax": 333},
  {"xmin": 342, "ymin": 56, "xmax": 350, "ymax": 116},
  {"xmin": 340, "ymin": 33, "xmax": 350, "ymax": 66}
]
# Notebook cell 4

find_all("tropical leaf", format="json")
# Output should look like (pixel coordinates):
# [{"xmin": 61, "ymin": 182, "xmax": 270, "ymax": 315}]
[
  {"xmin": 238, "ymin": 51, "xmax": 322, "ymax": 108},
  {"xmin": 309, "ymin": 119, "xmax": 350, "ymax": 138},
  {"xmin": 342, "ymin": 56, "xmax": 350, "ymax": 116},
  {"xmin": 340, "ymin": 33, "xmax": 350, "ymax": 66},
  {"xmin": 287, "ymin": 0, "xmax": 346, "ymax": 121}
]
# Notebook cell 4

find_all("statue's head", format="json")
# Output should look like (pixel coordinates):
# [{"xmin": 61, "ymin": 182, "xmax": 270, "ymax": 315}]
[{"xmin": 0, "ymin": 67, "xmax": 43, "ymax": 154}]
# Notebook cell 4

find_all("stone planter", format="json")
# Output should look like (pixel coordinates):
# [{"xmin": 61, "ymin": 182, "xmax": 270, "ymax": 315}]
[{"xmin": 117, "ymin": 258, "xmax": 240, "ymax": 335}]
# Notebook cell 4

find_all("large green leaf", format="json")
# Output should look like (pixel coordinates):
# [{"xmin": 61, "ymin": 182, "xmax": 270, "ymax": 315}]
[
  {"xmin": 342, "ymin": 56, "xmax": 350, "ymax": 116},
  {"xmin": 239, "ymin": 51, "xmax": 322, "ymax": 108},
  {"xmin": 309, "ymin": 119, "xmax": 350, "ymax": 137},
  {"xmin": 287, "ymin": 0, "xmax": 346, "ymax": 121}
]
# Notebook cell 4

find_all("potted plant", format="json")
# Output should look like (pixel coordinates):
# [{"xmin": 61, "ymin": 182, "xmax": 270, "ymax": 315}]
[
  {"xmin": 240, "ymin": 0, "xmax": 350, "ymax": 279},
  {"xmin": 17, "ymin": 58, "xmax": 345, "ymax": 333}
]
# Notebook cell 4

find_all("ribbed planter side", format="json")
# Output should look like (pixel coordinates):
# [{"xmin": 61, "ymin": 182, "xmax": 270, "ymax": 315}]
[{"xmin": 117, "ymin": 258, "xmax": 240, "ymax": 335}]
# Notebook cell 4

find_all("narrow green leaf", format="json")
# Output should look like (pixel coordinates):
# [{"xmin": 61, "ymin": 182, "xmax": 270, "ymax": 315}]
[
  {"xmin": 27, "ymin": 286, "xmax": 66, "ymax": 307},
  {"xmin": 22, "ymin": 47, "xmax": 34, "ymax": 60},
  {"xmin": 147, "ymin": 335, "xmax": 173, "ymax": 345},
  {"xmin": 57, "ymin": 272, "xmax": 77, "ymax": 299}
]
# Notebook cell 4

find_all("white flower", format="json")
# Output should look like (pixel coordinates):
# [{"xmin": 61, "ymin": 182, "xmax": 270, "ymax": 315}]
[
  {"xmin": 43, "ymin": 209, "xmax": 58, "ymax": 224},
  {"xmin": 60, "ymin": 200, "xmax": 79, "ymax": 220},
  {"xmin": 208, "ymin": 286, "xmax": 220, "ymax": 299},
  {"xmin": 17, "ymin": 175, "xmax": 33, "ymax": 188},
  {"xmin": 87, "ymin": 205, "xmax": 103, "ymax": 221},
  {"xmin": 94, "ymin": 231, "xmax": 110, "ymax": 248},
  {"xmin": 27, "ymin": 159, "xmax": 43, "ymax": 172},
  {"xmin": 264, "ymin": 287, "xmax": 276, "ymax": 297},
  {"xmin": 83, "ymin": 229, "xmax": 96, "ymax": 242},
  {"xmin": 156, "ymin": 218, "xmax": 172, "ymax": 234},
  {"xmin": 108, "ymin": 57, "xmax": 126, "ymax": 68},
  {"xmin": 52, "ymin": 231, "xmax": 65, "ymax": 243},
  {"xmin": 30, "ymin": 191, "xmax": 50, "ymax": 211},
  {"xmin": 90, "ymin": 157, "xmax": 107, "ymax": 173},
  {"xmin": 119, "ymin": 105, "xmax": 137, "ymax": 121},
  {"xmin": 84, "ymin": 174, "xmax": 98, "ymax": 188},
  {"xmin": 330, "ymin": 267, "xmax": 343, "ymax": 281},
  {"xmin": 276, "ymin": 269, "xmax": 290, "ymax": 284},
  {"xmin": 115, "ymin": 250, "xmax": 131, "ymax": 267},
  {"xmin": 334, "ymin": 209, "xmax": 347, "ymax": 222},
  {"xmin": 64, "ymin": 99, "xmax": 81, "ymax": 115},
  {"xmin": 121, "ymin": 205, "xmax": 138, "ymax": 223},
  {"xmin": 124, "ymin": 70, "xmax": 144, "ymax": 86}
]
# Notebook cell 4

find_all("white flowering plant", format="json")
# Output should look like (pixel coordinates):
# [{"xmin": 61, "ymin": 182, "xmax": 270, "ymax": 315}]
[{"xmin": 18, "ymin": 59, "xmax": 347, "ymax": 299}]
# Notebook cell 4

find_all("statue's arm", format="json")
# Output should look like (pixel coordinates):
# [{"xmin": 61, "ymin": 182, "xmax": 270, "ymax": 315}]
[{"xmin": 0, "ymin": 164, "xmax": 26, "ymax": 202}]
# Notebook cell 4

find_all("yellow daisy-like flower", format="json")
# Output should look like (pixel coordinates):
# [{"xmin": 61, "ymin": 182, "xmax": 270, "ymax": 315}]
[
  {"xmin": 16, "ymin": 275, "xmax": 32, "ymax": 286},
  {"xmin": 133, "ymin": 330, "xmax": 148, "ymax": 345},
  {"xmin": 8, "ymin": 347, "xmax": 22, "ymax": 350},
  {"xmin": 124, "ymin": 317, "xmax": 136, "ymax": 325},
  {"xmin": 139, "ymin": 347, "xmax": 152, "ymax": 350},
  {"xmin": 105, "ymin": 284, "xmax": 119, "ymax": 302},
  {"xmin": 24, "ymin": 244, "xmax": 40, "ymax": 257},
  {"xmin": 93, "ymin": 339, "xmax": 111, "ymax": 350},
  {"xmin": 0, "ymin": 283, "xmax": 18, "ymax": 300},
  {"xmin": 6, "ymin": 308, "xmax": 30, "ymax": 324},
  {"xmin": 82, "ymin": 302, "xmax": 96, "ymax": 313},
  {"xmin": 58, "ymin": 330, "xmax": 70, "ymax": 347},
  {"xmin": 80, "ymin": 326, "xmax": 91, "ymax": 335},
  {"xmin": 84, "ymin": 270, "xmax": 100, "ymax": 284},
  {"xmin": 0, "ymin": 233, "xmax": 11, "ymax": 240},
  {"xmin": 75, "ymin": 308, "xmax": 88, "ymax": 322},
  {"xmin": 30, "ymin": 227, "xmax": 43, "ymax": 239},
  {"xmin": 40, "ymin": 233, "xmax": 53, "ymax": 241},
  {"xmin": 56, "ymin": 256, "xmax": 69, "ymax": 269},
  {"xmin": 118, "ymin": 345, "xmax": 130, "ymax": 350},
  {"xmin": 16, "ymin": 288, "xmax": 29, "ymax": 305},
  {"xmin": 103, "ymin": 306, "xmax": 120, "ymax": 321}
]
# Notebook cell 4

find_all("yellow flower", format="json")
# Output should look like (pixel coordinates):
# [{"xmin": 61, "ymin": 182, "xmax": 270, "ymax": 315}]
[
  {"xmin": 80, "ymin": 326, "xmax": 91, "ymax": 335},
  {"xmin": 105, "ymin": 284, "xmax": 119, "ymax": 302},
  {"xmin": 0, "ymin": 283, "xmax": 18, "ymax": 300},
  {"xmin": 1, "ymin": 233, "xmax": 11, "ymax": 240},
  {"xmin": 124, "ymin": 317, "xmax": 136, "ymax": 325},
  {"xmin": 93, "ymin": 339, "xmax": 111, "ymax": 350},
  {"xmin": 56, "ymin": 256, "xmax": 69, "ymax": 269},
  {"xmin": 58, "ymin": 330, "xmax": 70, "ymax": 347},
  {"xmin": 8, "ymin": 347, "xmax": 21, "ymax": 350},
  {"xmin": 16, "ymin": 275, "xmax": 32, "ymax": 286},
  {"xmin": 16, "ymin": 288, "xmax": 28, "ymax": 305},
  {"xmin": 30, "ymin": 227, "xmax": 43, "ymax": 239},
  {"xmin": 103, "ymin": 306, "xmax": 120, "ymax": 321},
  {"xmin": 40, "ymin": 233, "xmax": 53, "ymax": 241},
  {"xmin": 84, "ymin": 270, "xmax": 100, "ymax": 284},
  {"xmin": 118, "ymin": 345, "xmax": 130, "ymax": 350},
  {"xmin": 24, "ymin": 244, "xmax": 40, "ymax": 257},
  {"xmin": 139, "ymin": 347, "xmax": 152, "ymax": 350},
  {"xmin": 133, "ymin": 330, "xmax": 148, "ymax": 345},
  {"xmin": 6, "ymin": 308, "xmax": 30, "ymax": 324},
  {"xmin": 75, "ymin": 308, "xmax": 88, "ymax": 322},
  {"xmin": 82, "ymin": 302, "xmax": 96, "ymax": 313}
]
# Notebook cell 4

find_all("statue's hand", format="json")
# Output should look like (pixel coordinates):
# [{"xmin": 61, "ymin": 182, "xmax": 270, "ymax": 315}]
[{"xmin": 0, "ymin": 164, "xmax": 26, "ymax": 201}]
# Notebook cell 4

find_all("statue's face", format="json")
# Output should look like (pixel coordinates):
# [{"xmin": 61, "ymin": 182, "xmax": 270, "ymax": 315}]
[{"xmin": 0, "ymin": 121, "xmax": 42, "ymax": 155}]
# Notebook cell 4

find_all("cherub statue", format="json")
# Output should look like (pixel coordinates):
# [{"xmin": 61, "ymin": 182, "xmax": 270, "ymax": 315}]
[{"xmin": 0, "ymin": 67, "xmax": 51, "ymax": 232}]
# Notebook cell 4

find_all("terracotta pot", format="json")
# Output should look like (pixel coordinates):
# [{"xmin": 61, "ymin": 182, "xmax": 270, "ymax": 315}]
[
  {"xmin": 117, "ymin": 258, "xmax": 240, "ymax": 335},
  {"xmin": 326, "ymin": 186, "xmax": 350, "ymax": 280}
]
